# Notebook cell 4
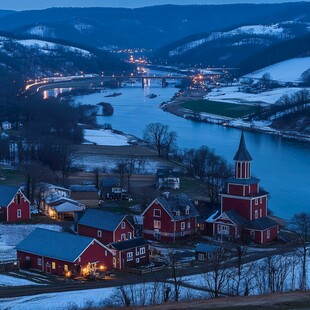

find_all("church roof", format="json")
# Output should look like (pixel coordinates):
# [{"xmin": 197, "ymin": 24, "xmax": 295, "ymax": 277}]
[{"xmin": 233, "ymin": 131, "xmax": 252, "ymax": 161}]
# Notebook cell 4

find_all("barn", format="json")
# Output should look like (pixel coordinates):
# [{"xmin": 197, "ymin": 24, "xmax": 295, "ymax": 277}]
[{"xmin": 16, "ymin": 228, "xmax": 114, "ymax": 276}]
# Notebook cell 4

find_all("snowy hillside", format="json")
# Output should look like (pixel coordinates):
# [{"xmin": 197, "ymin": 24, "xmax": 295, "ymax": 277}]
[
  {"xmin": 169, "ymin": 23, "xmax": 295, "ymax": 57},
  {"xmin": 244, "ymin": 57, "xmax": 310, "ymax": 83}
]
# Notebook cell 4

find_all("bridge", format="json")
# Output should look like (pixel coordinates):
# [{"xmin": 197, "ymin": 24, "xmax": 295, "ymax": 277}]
[{"xmin": 25, "ymin": 74, "xmax": 196, "ymax": 94}]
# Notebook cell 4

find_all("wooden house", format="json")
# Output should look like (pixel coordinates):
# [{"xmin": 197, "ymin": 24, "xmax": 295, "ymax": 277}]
[
  {"xmin": 142, "ymin": 193, "xmax": 199, "ymax": 242},
  {"xmin": 0, "ymin": 186, "xmax": 30, "ymax": 223},
  {"xmin": 69, "ymin": 185, "xmax": 99, "ymax": 207},
  {"xmin": 108, "ymin": 237, "xmax": 150, "ymax": 270},
  {"xmin": 77, "ymin": 208, "xmax": 135, "ymax": 244},
  {"xmin": 156, "ymin": 168, "xmax": 180, "ymax": 189},
  {"xmin": 16, "ymin": 228, "xmax": 114, "ymax": 276},
  {"xmin": 195, "ymin": 243, "xmax": 222, "ymax": 261}
]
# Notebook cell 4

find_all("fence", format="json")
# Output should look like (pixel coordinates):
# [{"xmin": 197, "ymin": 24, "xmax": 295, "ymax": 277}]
[{"xmin": 0, "ymin": 259, "xmax": 20, "ymax": 272}]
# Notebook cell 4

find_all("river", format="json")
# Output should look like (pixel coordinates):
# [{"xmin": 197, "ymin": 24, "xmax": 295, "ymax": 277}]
[{"xmin": 71, "ymin": 77, "xmax": 310, "ymax": 220}]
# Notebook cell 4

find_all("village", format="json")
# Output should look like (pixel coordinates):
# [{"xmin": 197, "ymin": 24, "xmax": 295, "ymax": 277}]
[{"xmin": 0, "ymin": 132, "xmax": 297, "ymax": 289}]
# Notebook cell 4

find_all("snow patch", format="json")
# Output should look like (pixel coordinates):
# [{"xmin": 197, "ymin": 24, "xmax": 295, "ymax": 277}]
[{"xmin": 83, "ymin": 129, "xmax": 130, "ymax": 146}]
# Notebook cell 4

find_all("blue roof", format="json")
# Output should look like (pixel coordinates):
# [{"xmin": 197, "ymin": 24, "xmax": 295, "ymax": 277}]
[
  {"xmin": 69, "ymin": 185, "xmax": 98, "ymax": 192},
  {"xmin": 195, "ymin": 243, "xmax": 220, "ymax": 253},
  {"xmin": 78, "ymin": 208, "xmax": 126, "ymax": 231},
  {"xmin": 0, "ymin": 185, "xmax": 19, "ymax": 207},
  {"xmin": 16, "ymin": 228, "xmax": 96, "ymax": 262}
]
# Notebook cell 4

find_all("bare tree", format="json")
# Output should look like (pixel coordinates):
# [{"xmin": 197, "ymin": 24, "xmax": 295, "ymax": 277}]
[
  {"xmin": 289, "ymin": 213, "xmax": 310, "ymax": 290},
  {"xmin": 143, "ymin": 123, "xmax": 177, "ymax": 157},
  {"xmin": 168, "ymin": 250, "xmax": 182, "ymax": 302}
]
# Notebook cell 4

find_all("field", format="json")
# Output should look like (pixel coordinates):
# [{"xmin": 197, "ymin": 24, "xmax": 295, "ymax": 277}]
[{"xmin": 182, "ymin": 99, "xmax": 259, "ymax": 118}]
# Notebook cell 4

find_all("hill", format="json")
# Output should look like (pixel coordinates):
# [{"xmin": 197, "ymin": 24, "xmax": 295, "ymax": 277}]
[{"xmin": 0, "ymin": 3, "xmax": 309, "ymax": 50}]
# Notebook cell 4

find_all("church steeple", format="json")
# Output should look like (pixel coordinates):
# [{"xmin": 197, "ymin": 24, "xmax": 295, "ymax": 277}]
[{"xmin": 234, "ymin": 131, "xmax": 252, "ymax": 179}]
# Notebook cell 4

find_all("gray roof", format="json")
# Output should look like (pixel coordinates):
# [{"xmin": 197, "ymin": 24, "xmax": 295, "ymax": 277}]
[
  {"xmin": 195, "ymin": 243, "xmax": 220, "ymax": 253},
  {"xmin": 69, "ymin": 185, "xmax": 98, "ymax": 192},
  {"xmin": 78, "ymin": 208, "xmax": 127, "ymax": 231},
  {"xmin": 109, "ymin": 237, "xmax": 149, "ymax": 251},
  {"xmin": 233, "ymin": 131, "xmax": 253, "ymax": 162},
  {"xmin": 16, "ymin": 228, "xmax": 96, "ymax": 262},
  {"xmin": 156, "ymin": 193, "xmax": 199, "ymax": 220},
  {"xmin": 0, "ymin": 185, "xmax": 20, "ymax": 207},
  {"xmin": 156, "ymin": 168, "xmax": 179, "ymax": 178},
  {"xmin": 245, "ymin": 216, "xmax": 278, "ymax": 230},
  {"xmin": 221, "ymin": 210, "xmax": 248, "ymax": 226}
]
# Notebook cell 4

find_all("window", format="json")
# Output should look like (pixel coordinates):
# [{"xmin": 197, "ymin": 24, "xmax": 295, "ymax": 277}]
[
  {"xmin": 127, "ymin": 252, "xmax": 133, "ymax": 261},
  {"xmin": 97, "ymin": 230, "xmax": 102, "ymax": 238},
  {"xmin": 187, "ymin": 222, "xmax": 191, "ymax": 230},
  {"xmin": 17, "ymin": 194, "xmax": 21, "ymax": 204},
  {"xmin": 255, "ymin": 210, "xmax": 258, "ymax": 219},
  {"xmin": 17, "ymin": 209, "xmax": 21, "ymax": 218},
  {"xmin": 37, "ymin": 258, "xmax": 42, "ymax": 266},
  {"xmin": 153, "ymin": 209, "xmax": 161, "ymax": 217},
  {"xmin": 136, "ymin": 258, "xmax": 140, "ymax": 264},
  {"xmin": 181, "ymin": 230, "xmax": 185, "ymax": 236},
  {"xmin": 121, "ymin": 233, "xmax": 126, "ymax": 241},
  {"xmin": 185, "ymin": 206, "xmax": 190, "ymax": 215},
  {"xmin": 105, "ymin": 250, "xmax": 107, "ymax": 256},
  {"xmin": 260, "ymin": 209, "xmax": 262, "ymax": 217},
  {"xmin": 154, "ymin": 220, "xmax": 161, "ymax": 229},
  {"xmin": 181, "ymin": 222, "xmax": 185, "ymax": 230},
  {"xmin": 140, "ymin": 247, "xmax": 145, "ymax": 255},
  {"xmin": 267, "ymin": 230, "xmax": 270, "ymax": 239},
  {"xmin": 175, "ymin": 211, "xmax": 180, "ymax": 216},
  {"xmin": 121, "ymin": 222, "xmax": 126, "ymax": 229},
  {"xmin": 64, "ymin": 265, "xmax": 68, "ymax": 272},
  {"xmin": 127, "ymin": 232, "xmax": 132, "ymax": 239},
  {"xmin": 255, "ymin": 198, "xmax": 258, "ymax": 205},
  {"xmin": 260, "ymin": 197, "xmax": 263, "ymax": 204},
  {"xmin": 52, "ymin": 262, "xmax": 56, "ymax": 270},
  {"xmin": 198, "ymin": 253, "xmax": 204, "ymax": 261},
  {"xmin": 218, "ymin": 225, "xmax": 229, "ymax": 235}
]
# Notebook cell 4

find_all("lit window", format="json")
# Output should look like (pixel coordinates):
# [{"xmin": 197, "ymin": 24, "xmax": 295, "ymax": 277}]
[
  {"xmin": 17, "ymin": 209, "xmax": 21, "ymax": 218},
  {"xmin": 153, "ymin": 209, "xmax": 161, "ymax": 217},
  {"xmin": 52, "ymin": 262, "xmax": 56, "ymax": 270},
  {"xmin": 127, "ymin": 252, "xmax": 133, "ymax": 261},
  {"xmin": 64, "ymin": 265, "xmax": 68, "ymax": 272},
  {"xmin": 154, "ymin": 220, "xmax": 161, "ymax": 229},
  {"xmin": 97, "ymin": 230, "xmax": 102, "ymax": 238},
  {"xmin": 121, "ymin": 222, "xmax": 126, "ymax": 229}
]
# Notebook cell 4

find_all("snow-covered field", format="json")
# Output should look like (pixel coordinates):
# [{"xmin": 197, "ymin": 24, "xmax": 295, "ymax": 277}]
[
  {"xmin": 0, "ymin": 282, "xmax": 206, "ymax": 310},
  {"xmin": 0, "ymin": 224, "xmax": 63, "ymax": 260},
  {"xmin": 83, "ymin": 129, "xmax": 130, "ymax": 146},
  {"xmin": 0, "ymin": 274, "xmax": 39, "ymax": 287},
  {"xmin": 206, "ymin": 86, "xmax": 305, "ymax": 105},
  {"xmin": 244, "ymin": 57, "xmax": 310, "ymax": 83}
]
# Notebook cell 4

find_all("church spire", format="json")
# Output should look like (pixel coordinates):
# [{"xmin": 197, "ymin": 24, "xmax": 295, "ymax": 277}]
[
  {"xmin": 233, "ymin": 131, "xmax": 252, "ymax": 162},
  {"xmin": 234, "ymin": 131, "xmax": 252, "ymax": 179}
]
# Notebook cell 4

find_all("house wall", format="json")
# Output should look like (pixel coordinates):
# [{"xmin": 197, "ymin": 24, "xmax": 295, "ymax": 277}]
[
  {"xmin": 114, "ymin": 244, "xmax": 150, "ymax": 270},
  {"xmin": 6, "ymin": 192, "xmax": 30, "ymax": 223},
  {"xmin": 251, "ymin": 196, "xmax": 267, "ymax": 220},
  {"xmin": 71, "ymin": 192, "xmax": 98, "ymax": 201},
  {"xmin": 213, "ymin": 220, "xmax": 240, "ymax": 239},
  {"xmin": 243, "ymin": 225, "xmax": 278, "ymax": 244},
  {"xmin": 228, "ymin": 184, "xmax": 244, "ymax": 196},
  {"xmin": 78, "ymin": 224, "xmax": 113, "ymax": 244},
  {"xmin": 222, "ymin": 197, "xmax": 251, "ymax": 220},
  {"xmin": 114, "ymin": 219, "xmax": 135, "ymax": 242}
]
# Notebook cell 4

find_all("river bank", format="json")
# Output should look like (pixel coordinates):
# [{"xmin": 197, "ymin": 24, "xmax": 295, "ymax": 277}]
[{"xmin": 161, "ymin": 86, "xmax": 310, "ymax": 142}]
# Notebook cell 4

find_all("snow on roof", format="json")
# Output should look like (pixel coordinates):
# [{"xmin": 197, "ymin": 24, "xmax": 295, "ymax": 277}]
[
  {"xmin": 244, "ymin": 57, "xmax": 310, "ymax": 83},
  {"xmin": 53, "ymin": 202, "xmax": 85, "ymax": 213}
]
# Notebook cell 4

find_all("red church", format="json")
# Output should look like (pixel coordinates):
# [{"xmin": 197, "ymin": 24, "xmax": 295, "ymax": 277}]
[{"xmin": 212, "ymin": 132, "xmax": 279, "ymax": 244}]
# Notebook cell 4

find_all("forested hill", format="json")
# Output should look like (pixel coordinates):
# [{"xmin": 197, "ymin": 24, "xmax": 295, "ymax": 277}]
[{"xmin": 0, "ymin": 3, "xmax": 309, "ymax": 49}]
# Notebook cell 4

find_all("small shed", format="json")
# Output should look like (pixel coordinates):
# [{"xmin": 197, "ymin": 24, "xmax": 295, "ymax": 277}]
[
  {"xmin": 69, "ymin": 185, "xmax": 99, "ymax": 206},
  {"xmin": 156, "ymin": 168, "xmax": 180, "ymax": 189},
  {"xmin": 100, "ymin": 177, "xmax": 124, "ymax": 200},
  {"xmin": 194, "ymin": 243, "xmax": 221, "ymax": 261}
]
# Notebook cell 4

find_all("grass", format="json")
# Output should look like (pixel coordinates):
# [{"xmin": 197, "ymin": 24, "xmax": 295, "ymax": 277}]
[{"xmin": 182, "ymin": 99, "xmax": 259, "ymax": 118}]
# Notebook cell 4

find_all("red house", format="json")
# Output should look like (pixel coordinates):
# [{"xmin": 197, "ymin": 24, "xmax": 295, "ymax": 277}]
[
  {"xmin": 0, "ymin": 186, "xmax": 30, "ymax": 223},
  {"xmin": 212, "ymin": 132, "xmax": 279, "ymax": 244},
  {"xmin": 16, "ymin": 228, "xmax": 114, "ymax": 276},
  {"xmin": 77, "ymin": 208, "xmax": 135, "ymax": 245},
  {"xmin": 142, "ymin": 193, "xmax": 199, "ymax": 242},
  {"xmin": 108, "ymin": 237, "xmax": 150, "ymax": 270}
]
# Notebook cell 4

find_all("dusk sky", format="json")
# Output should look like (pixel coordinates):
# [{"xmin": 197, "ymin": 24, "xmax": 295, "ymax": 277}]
[{"xmin": 1, "ymin": 0, "xmax": 309, "ymax": 11}]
